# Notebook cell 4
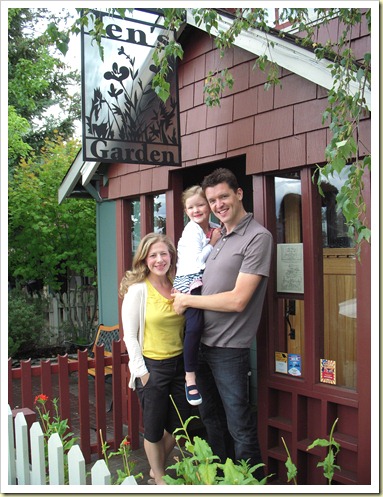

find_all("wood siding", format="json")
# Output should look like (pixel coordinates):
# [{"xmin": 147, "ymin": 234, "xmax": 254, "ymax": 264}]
[{"xmin": 100, "ymin": 16, "xmax": 370, "ymax": 198}]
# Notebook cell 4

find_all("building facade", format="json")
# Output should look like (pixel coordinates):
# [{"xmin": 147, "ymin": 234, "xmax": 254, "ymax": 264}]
[{"xmin": 60, "ymin": 9, "xmax": 373, "ymax": 485}]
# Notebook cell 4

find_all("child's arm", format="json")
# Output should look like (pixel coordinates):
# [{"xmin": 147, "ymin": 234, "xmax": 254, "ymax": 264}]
[{"xmin": 197, "ymin": 228, "xmax": 221, "ymax": 265}]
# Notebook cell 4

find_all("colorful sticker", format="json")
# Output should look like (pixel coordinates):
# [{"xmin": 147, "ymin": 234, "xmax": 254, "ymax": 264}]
[{"xmin": 320, "ymin": 359, "xmax": 336, "ymax": 384}]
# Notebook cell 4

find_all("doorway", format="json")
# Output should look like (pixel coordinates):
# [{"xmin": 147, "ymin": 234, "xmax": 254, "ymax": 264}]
[{"xmin": 172, "ymin": 155, "xmax": 253, "ymax": 214}]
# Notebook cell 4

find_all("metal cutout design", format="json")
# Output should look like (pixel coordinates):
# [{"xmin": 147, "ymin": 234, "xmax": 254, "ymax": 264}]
[{"xmin": 81, "ymin": 10, "xmax": 181, "ymax": 166}]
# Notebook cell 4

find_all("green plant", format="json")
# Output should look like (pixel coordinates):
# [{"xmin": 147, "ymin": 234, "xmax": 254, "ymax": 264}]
[
  {"xmin": 34, "ymin": 394, "xmax": 78, "ymax": 484},
  {"xmin": 307, "ymin": 418, "xmax": 340, "ymax": 484},
  {"xmin": 281, "ymin": 418, "xmax": 341, "ymax": 485},
  {"xmin": 281, "ymin": 437, "xmax": 297, "ymax": 485},
  {"xmin": 163, "ymin": 396, "xmax": 270, "ymax": 485},
  {"xmin": 100, "ymin": 430, "xmax": 143, "ymax": 485},
  {"xmin": 8, "ymin": 290, "xmax": 47, "ymax": 357}
]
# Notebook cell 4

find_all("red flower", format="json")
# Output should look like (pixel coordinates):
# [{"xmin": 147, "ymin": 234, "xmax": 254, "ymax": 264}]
[
  {"xmin": 34, "ymin": 394, "xmax": 48, "ymax": 404},
  {"xmin": 123, "ymin": 439, "xmax": 131, "ymax": 446}
]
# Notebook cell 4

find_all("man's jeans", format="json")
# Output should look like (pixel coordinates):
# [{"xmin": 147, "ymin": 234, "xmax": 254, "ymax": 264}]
[{"xmin": 197, "ymin": 344, "xmax": 264, "ymax": 473}]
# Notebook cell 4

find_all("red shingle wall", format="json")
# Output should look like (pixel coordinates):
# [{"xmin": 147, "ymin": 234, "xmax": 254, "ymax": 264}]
[
  {"xmin": 178, "ymin": 11, "xmax": 370, "ymax": 175},
  {"xmin": 106, "ymin": 10, "xmax": 370, "ymax": 199}
]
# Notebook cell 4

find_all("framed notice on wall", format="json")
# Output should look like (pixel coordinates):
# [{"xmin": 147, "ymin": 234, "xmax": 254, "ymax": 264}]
[{"xmin": 277, "ymin": 243, "xmax": 304, "ymax": 294}]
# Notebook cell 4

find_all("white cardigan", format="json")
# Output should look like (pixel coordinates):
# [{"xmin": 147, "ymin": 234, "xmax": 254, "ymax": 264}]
[{"xmin": 121, "ymin": 282, "xmax": 148, "ymax": 390}]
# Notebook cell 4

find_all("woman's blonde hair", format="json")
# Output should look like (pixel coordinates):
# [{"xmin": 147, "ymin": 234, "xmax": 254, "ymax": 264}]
[
  {"xmin": 181, "ymin": 185, "xmax": 207, "ymax": 208},
  {"xmin": 119, "ymin": 233, "xmax": 177, "ymax": 297}
]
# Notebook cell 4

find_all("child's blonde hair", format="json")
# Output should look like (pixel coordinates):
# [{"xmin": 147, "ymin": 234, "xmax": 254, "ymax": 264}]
[{"xmin": 181, "ymin": 185, "xmax": 207, "ymax": 208}]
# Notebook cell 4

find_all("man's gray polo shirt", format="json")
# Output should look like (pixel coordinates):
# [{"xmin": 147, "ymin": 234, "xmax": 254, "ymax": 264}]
[{"xmin": 201, "ymin": 213, "xmax": 273, "ymax": 348}]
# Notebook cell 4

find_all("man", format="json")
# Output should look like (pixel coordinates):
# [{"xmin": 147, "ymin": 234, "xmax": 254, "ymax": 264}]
[{"xmin": 172, "ymin": 168, "xmax": 273, "ymax": 480}]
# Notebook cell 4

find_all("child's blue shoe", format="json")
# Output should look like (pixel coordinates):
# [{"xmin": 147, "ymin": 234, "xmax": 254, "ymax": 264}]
[{"xmin": 185, "ymin": 384, "xmax": 202, "ymax": 406}]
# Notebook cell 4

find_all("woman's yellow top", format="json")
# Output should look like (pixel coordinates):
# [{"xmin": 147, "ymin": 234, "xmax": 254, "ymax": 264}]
[{"xmin": 143, "ymin": 280, "xmax": 185, "ymax": 360}]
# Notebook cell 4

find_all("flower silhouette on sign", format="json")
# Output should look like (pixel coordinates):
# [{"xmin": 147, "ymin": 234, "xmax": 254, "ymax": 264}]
[
  {"xmin": 104, "ymin": 63, "xmax": 130, "ymax": 83},
  {"xmin": 85, "ymin": 50, "xmax": 178, "ymax": 145}
]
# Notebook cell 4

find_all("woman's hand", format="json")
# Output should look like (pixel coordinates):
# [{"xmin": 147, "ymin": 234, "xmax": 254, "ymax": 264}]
[{"xmin": 141, "ymin": 372, "xmax": 150, "ymax": 386}]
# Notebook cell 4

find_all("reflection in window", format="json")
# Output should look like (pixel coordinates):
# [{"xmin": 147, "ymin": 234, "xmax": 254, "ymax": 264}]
[
  {"xmin": 154, "ymin": 194, "xmax": 166, "ymax": 234},
  {"xmin": 320, "ymin": 168, "xmax": 355, "ymax": 248},
  {"xmin": 131, "ymin": 198, "xmax": 140, "ymax": 256},
  {"xmin": 321, "ymin": 167, "xmax": 356, "ymax": 389},
  {"xmin": 275, "ymin": 176, "xmax": 302, "ymax": 244},
  {"xmin": 274, "ymin": 174, "xmax": 304, "ymax": 375}
]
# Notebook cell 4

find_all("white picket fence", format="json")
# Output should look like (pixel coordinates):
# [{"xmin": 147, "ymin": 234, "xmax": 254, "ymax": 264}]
[{"xmin": 8, "ymin": 406, "xmax": 137, "ymax": 486}]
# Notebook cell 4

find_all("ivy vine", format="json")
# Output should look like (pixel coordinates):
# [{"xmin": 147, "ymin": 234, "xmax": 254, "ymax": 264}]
[{"xmin": 58, "ymin": 8, "xmax": 371, "ymax": 250}]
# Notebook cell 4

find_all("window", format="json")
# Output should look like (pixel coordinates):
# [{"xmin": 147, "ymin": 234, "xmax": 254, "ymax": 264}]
[
  {"xmin": 275, "ymin": 174, "xmax": 305, "ymax": 377},
  {"xmin": 131, "ymin": 198, "xmax": 140, "ymax": 256},
  {"xmin": 153, "ymin": 193, "xmax": 166, "ymax": 234},
  {"xmin": 320, "ymin": 168, "xmax": 356, "ymax": 389}
]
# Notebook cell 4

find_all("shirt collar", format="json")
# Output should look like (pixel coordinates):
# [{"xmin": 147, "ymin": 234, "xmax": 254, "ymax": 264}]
[{"xmin": 221, "ymin": 213, "xmax": 253, "ymax": 237}]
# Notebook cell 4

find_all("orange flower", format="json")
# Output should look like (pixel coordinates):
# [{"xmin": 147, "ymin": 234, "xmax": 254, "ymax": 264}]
[
  {"xmin": 123, "ymin": 439, "xmax": 131, "ymax": 446},
  {"xmin": 34, "ymin": 394, "xmax": 48, "ymax": 404}
]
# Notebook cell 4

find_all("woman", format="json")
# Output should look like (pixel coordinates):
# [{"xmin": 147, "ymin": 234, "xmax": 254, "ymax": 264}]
[{"xmin": 119, "ymin": 233, "xmax": 190, "ymax": 485}]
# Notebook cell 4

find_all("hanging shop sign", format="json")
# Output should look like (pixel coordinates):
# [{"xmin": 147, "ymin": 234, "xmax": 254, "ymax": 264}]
[{"xmin": 81, "ymin": 9, "xmax": 181, "ymax": 166}]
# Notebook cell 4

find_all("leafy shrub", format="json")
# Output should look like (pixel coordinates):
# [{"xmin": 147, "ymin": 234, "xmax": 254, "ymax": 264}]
[
  {"xmin": 164, "ymin": 396, "xmax": 270, "ymax": 485},
  {"xmin": 8, "ymin": 289, "xmax": 47, "ymax": 357}
]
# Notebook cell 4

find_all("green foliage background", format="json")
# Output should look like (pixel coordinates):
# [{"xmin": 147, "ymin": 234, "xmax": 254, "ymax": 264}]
[
  {"xmin": 8, "ymin": 8, "xmax": 80, "ymax": 171},
  {"xmin": 8, "ymin": 290, "xmax": 48, "ymax": 357},
  {"xmin": 8, "ymin": 137, "xmax": 96, "ymax": 292}
]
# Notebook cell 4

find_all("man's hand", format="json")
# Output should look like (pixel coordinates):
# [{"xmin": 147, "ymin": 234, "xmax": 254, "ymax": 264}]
[{"xmin": 172, "ymin": 291, "xmax": 188, "ymax": 315}]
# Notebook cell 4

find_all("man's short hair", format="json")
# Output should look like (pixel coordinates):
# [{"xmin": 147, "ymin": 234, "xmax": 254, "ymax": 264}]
[{"xmin": 201, "ymin": 168, "xmax": 239, "ymax": 192}]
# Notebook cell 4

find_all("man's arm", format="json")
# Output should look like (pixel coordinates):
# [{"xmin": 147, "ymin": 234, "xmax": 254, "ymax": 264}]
[{"xmin": 172, "ymin": 272, "xmax": 263, "ymax": 314}]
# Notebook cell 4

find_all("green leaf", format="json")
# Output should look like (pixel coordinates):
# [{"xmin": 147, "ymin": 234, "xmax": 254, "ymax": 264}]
[
  {"xmin": 285, "ymin": 457, "xmax": 298, "ymax": 482},
  {"xmin": 219, "ymin": 458, "xmax": 246, "ymax": 484},
  {"xmin": 57, "ymin": 42, "xmax": 69, "ymax": 55},
  {"xmin": 199, "ymin": 462, "xmax": 218, "ymax": 484},
  {"xmin": 336, "ymin": 139, "xmax": 348, "ymax": 148},
  {"xmin": 357, "ymin": 227, "xmax": 371, "ymax": 243},
  {"xmin": 356, "ymin": 67, "xmax": 365, "ymax": 82},
  {"xmin": 330, "ymin": 156, "xmax": 346, "ymax": 174},
  {"xmin": 307, "ymin": 438, "xmax": 331, "ymax": 450},
  {"xmin": 193, "ymin": 436, "xmax": 218, "ymax": 461}
]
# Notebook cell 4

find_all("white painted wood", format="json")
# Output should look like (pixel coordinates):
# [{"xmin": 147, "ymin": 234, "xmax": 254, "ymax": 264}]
[
  {"xmin": 68, "ymin": 445, "xmax": 86, "ymax": 485},
  {"xmin": 14, "ymin": 412, "xmax": 30, "ymax": 484},
  {"xmin": 121, "ymin": 475, "xmax": 138, "ymax": 485},
  {"xmin": 48, "ymin": 433, "xmax": 64, "ymax": 485},
  {"xmin": 8, "ymin": 406, "xmax": 16, "ymax": 484},
  {"xmin": 8, "ymin": 407, "xmax": 138, "ymax": 487},
  {"xmin": 58, "ymin": 150, "xmax": 83, "ymax": 204},
  {"xmin": 91, "ymin": 460, "xmax": 111, "ymax": 485},
  {"xmin": 29, "ymin": 422, "xmax": 46, "ymax": 485},
  {"xmin": 81, "ymin": 161, "xmax": 101, "ymax": 187}
]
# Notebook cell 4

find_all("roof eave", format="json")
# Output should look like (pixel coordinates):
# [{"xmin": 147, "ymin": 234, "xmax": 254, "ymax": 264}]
[
  {"xmin": 185, "ymin": 11, "xmax": 371, "ymax": 110},
  {"xmin": 58, "ymin": 151, "xmax": 101, "ymax": 204}
]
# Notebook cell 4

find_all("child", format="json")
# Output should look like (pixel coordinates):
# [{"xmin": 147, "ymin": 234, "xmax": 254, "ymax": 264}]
[{"xmin": 173, "ymin": 186, "xmax": 221, "ymax": 405}]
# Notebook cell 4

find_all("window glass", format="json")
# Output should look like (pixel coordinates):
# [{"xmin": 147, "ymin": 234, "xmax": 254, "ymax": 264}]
[
  {"xmin": 275, "ymin": 175, "xmax": 302, "ymax": 243},
  {"xmin": 320, "ymin": 168, "xmax": 356, "ymax": 389},
  {"xmin": 131, "ymin": 198, "xmax": 140, "ymax": 256},
  {"xmin": 275, "ymin": 174, "xmax": 305, "ymax": 377},
  {"xmin": 320, "ymin": 168, "xmax": 355, "ymax": 249},
  {"xmin": 154, "ymin": 194, "xmax": 166, "ymax": 234}
]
